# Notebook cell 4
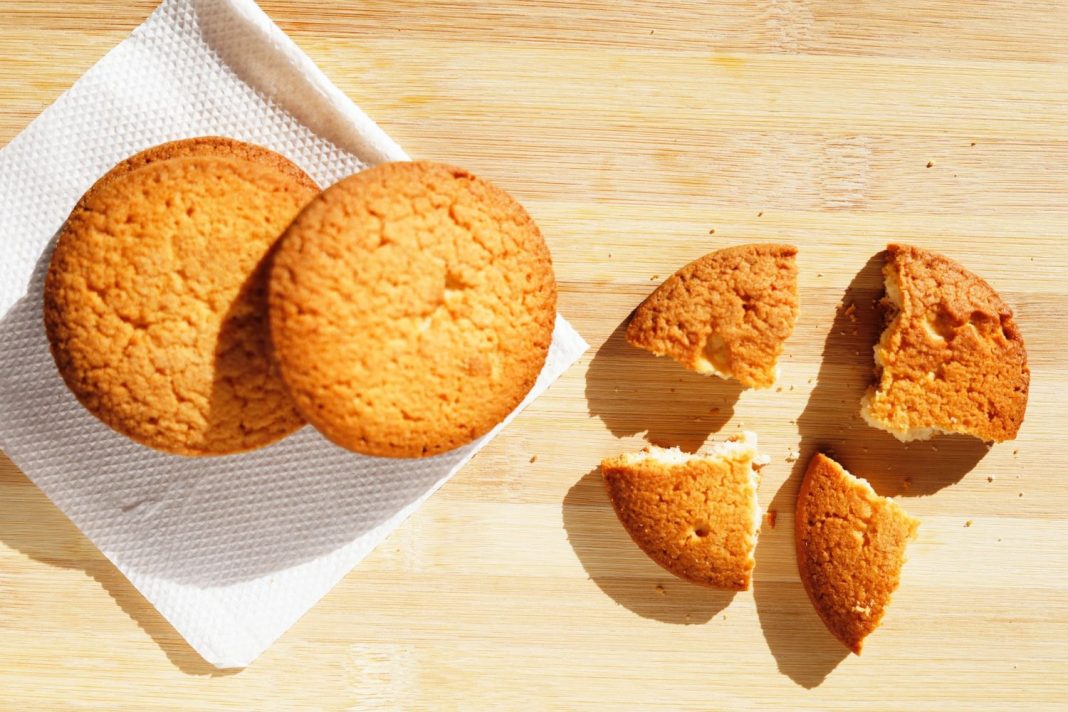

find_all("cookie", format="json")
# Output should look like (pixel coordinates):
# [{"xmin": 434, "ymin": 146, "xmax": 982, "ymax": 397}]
[
  {"xmin": 600, "ymin": 432, "xmax": 768, "ymax": 590},
  {"xmin": 861, "ymin": 243, "xmax": 1029, "ymax": 442},
  {"xmin": 45, "ymin": 155, "xmax": 319, "ymax": 455},
  {"xmin": 626, "ymin": 243, "xmax": 798, "ymax": 389},
  {"xmin": 80, "ymin": 136, "xmax": 318, "ymax": 198},
  {"xmin": 268, "ymin": 161, "xmax": 557, "ymax": 458},
  {"xmin": 795, "ymin": 453, "xmax": 920, "ymax": 654}
]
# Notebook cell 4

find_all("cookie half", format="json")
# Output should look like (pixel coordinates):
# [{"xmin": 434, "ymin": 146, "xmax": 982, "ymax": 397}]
[
  {"xmin": 45, "ymin": 155, "xmax": 319, "ymax": 455},
  {"xmin": 795, "ymin": 453, "xmax": 919, "ymax": 654},
  {"xmin": 626, "ymin": 243, "xmax": 798, "ymax": 388},
  {"xmin": 600, "ymin": 432, "xmax": 768, "ymax": 590},
  {"xmin": 861, "ymin": 244, "xmax": 1029, "ymax": 442},
  {"xmin": 269, "ymin": 161, "xmax": 557, "ymax": 458}
]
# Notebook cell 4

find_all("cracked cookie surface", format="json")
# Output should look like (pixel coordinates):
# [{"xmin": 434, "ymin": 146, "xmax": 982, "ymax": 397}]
[
  {"xmin": 795, "ymin": 453, "xmax": 919, "ymax": 654},
  {"xmin": 45, "ymin": 153, "xmax": 319, "ymax": 455},
  {"xmin": 625, "ymin": 243, "xmax": 798, "ymax": 388},
  {"xmin": 861, "ymin": 243, "xmax": 1029, "ymax": 442},
  {"xmin": 268, "ymin": 161, "xmax": 556, "ymax": 458}
]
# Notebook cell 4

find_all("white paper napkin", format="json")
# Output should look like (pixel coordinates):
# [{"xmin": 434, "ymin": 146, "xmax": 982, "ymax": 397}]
[{"xmin": 0, "ymin": 0, "xmax": 587, "ymax": 668}]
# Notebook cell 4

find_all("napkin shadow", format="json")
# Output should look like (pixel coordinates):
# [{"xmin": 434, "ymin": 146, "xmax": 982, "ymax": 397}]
[
  {"xmin": 0, "ymin": 238, "xmax": 462, "ymax": 590},
  {"xmin": 585, "ymin": 318, "xmax": 743, "ymax": 453},
  {"xmin": 0, "ymin": 454, "xmax": 237, "ymax": 677},
  {"xmin": 562, "ymin": 468, "xmax": 735, "ymax": 624}
]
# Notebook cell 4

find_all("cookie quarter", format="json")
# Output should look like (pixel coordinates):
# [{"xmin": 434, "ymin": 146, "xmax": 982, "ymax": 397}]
[
  {"xmin": 600, "ymin": 432, "xmax": 767, "ymax": 591},
  {"xmin": 795, "ymin": 453, "xmax": 920, "ymax": 654},
  {"xmin": 269, "ymin": 161, "xmax": 557, "ymax": 458},
  {"xmin": 45, "ymin": 155, "xmax": 319, "ymax": 455},
  {"xmin": 626, "ymin": 243, "xmax": 798, "ymax": 389}
]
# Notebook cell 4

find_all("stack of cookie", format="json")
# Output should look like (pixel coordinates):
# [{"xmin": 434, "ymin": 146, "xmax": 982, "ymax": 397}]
[{"xmin": 45, "ymin": 138, "xmax": 557, "ymax": 458}]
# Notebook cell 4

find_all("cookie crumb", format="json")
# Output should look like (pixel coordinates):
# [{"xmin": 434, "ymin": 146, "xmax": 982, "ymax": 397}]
[
  {"xmin": 1018, "ymin": 492, "xmax": 1023, "ymax": 497},
  {"xmin": 655, "ymin": 584, "xmax": 666, "ymax": 595},
  {"xmin": 902, "ymin": 477, "xmax": 912, "ymax": 492},
  {"xmin": 650, "ymin": 275, "xmax": 659, "ymax": 281},
  {"xmin": 1013, "ymin": 449, "xmax": 1019, "ymax": 456},
  {"xmin": 964, "ymin": 520, "xmax": 973, "ymax": 527},
  {"xmin": 757, "ymin": 211, "xmax": 763, "ymax": 217},
  {"xmin": 708, "ymin": 228, "xmax": 715, "ymax": 234},
  {"xmin": 709, "ymin": 407, "xmax": 720, "ymax": 414},
  {"xmin": 785, "ymin": 450, "xmax": 799, "ymax": 463},
  {"xmin": 970, "ymin": 141, "xmax": 976, "ymax": 146},
  {"xmin": 926, "ymin": 161, "xmax": 934, "ymax": 168},
  {"xmin": 765, "ymin": 509, "xmax": 778, "ymax": 529},
  {"xmin": 843, "ymin": 302, "xmax": 857, "ymax": 322},
  {"xmin": 987, "ymin": 475, "xmax": 995, "ymax": 483},
  {"xmin": 529, "ymin": 455, "xmax": 537, "ymax": 463}
]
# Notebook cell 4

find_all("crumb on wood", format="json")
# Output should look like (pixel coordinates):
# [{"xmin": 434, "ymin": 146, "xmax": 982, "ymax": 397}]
[
  {"xmin": 926, "ymin": 161, "xmax": 934, "ymax": 168},
  {"xmin": 965, "ymin": 520, "xmax": 973, "ymax": 528},
  {"xmin": 987, "ymin": 475, "xmax": 995, "ymax": 483},
  {"xmin": 1019, "ymin": 492, "xmax": 1023, "ymax": 497},
  {"xmin": 776, "ymin": 386, "xmax": 783, "ymax": 392},
  {"xmin": 785, "ymin": 450, "xmax": 799, "ymax": 463},
  {"xmin": 709, "ymin": 407, "xmax": 720, "ymax": 414},
  {"xmin": 765, "ymin": 509, "xmax": 778, "ymax": 529},
  {"xmin": 757, "ymin": 211, "xmax": 763, "ymax": 217},
  {"xmin": 529, "ymin": 455, "xmax": 537, "ymax": 464},
  {"xmin": 650, "ymin": 275, "xmax": 659, "ymax": 280},
  {"xmin": 1013, "ymin": 449, "xmax": 1019, "ymax": 456},
  {"xmin": 970, "ymin": 141, "xmax": 976, "ymax": 146},
  {"xmin": 843, "ymin": 302, "xmax": 857, "ymax": 322},
  {"xmin": 655, "ymin": 584, "xmax": 666, "ymax": 595},
  {"xmin": 709, "ymin": 228, "xmax": 715, "ymax": 234},
  {"xmin": 902, "ymin": 477, "xmax": 912, "ymax": 492}
]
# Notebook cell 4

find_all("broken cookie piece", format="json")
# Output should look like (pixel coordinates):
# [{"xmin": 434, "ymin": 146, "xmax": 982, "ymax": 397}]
[
  {"xmin": 796, "ymin": 453, "xmax": 919, "ymax": 654},
  {"xmin": 861, "ymin": 243, "xmax": 1029, "ymax": 442},
  {"xmin": 626, "ymin": 243, "xmax": 799, "ymax": 389},
  {"xmin": 600, "ymin": 432, "xmax": 768, "ymax": 590}
]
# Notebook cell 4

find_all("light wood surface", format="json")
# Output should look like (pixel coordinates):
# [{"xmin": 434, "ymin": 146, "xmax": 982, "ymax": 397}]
[{"xmin": 2, "ymin": 1, "xmax": 1067, "ymax": 709}]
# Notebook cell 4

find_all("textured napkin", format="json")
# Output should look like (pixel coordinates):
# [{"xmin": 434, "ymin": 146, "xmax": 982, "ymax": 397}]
[{"xmin": 0, "ymin": 0, "xmax": 587, "ymax": 668}]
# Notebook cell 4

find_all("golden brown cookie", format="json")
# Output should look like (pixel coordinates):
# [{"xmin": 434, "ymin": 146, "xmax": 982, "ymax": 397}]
[
  {"xmin": 795, "ymin": 453, "xmax": 920, "ymax": 654},
  {"xmin": 81, "ymin": 137, "xmax": 318, "ymax": 198},
  {"xmin": 268, "ymin": 161, "xmax": 557, "ymax": 458},
  {"xmin": 626, "ymin": 243, "xmax": 798, "ymax": 389},
  {"xmin": 861, "ymin": 243, "xmax": 1029, "ymax": 442},
  {"xmin": 600, "ymin": 432, "xmax": 767, "ymax": 591},
  {"xmin": 45, "ymin": 155, "xmax": 319, "ymax": 455}
]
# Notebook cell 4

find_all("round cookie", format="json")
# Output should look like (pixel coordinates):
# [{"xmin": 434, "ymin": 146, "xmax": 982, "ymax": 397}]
[
  {"xmin": 269, "ymin": 161, "xmax": 557, "ymax": 458},
  {"xmin": 45, "ymin": 155, "xmax": 320, "ymax": 456},
  {"xmin": 81, "ymin": 137, "xmax": 319, "ymax": 197}
]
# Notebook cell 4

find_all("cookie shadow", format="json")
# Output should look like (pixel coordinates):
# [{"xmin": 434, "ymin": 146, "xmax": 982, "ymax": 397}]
[
  {"xmin": 0, "ymin": 454, "xmax": 238, "ymax": 677},
  {"xmin": 585, "ymin": 318, "xmax": 743, "ymax": 453},
  {"xmin": 562, "ymin": 468, "xmax": 736, "ymax": 624},
  {"xmin": 752, "ymin": 476, "xmax": 849, "ymax": 689}
]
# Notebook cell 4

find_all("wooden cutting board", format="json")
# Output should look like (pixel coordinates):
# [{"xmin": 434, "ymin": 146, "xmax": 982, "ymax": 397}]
[{"xmin": 1, "ymin": 1, "xmax": 1065, "ymax": 709}]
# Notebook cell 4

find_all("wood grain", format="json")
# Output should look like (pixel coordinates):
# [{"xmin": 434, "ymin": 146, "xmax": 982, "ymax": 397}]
[{"xmin": 1, "ymin": 1, "xmax": 1067, "ymax": 709}]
